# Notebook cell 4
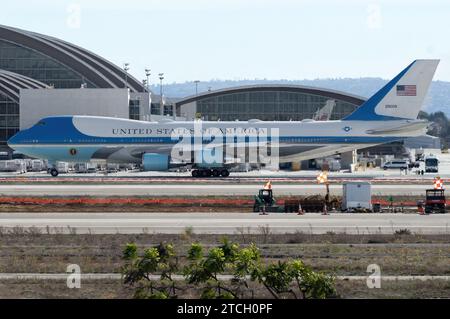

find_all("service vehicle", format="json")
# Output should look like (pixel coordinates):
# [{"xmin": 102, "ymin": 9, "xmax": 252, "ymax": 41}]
[
  {"xmin": 425, "ymin": 189, "xmax": 446, "ymax": 214},
  {"xmin": 382, "ymin": 160, "xmax": 409, "ymax": 170},
  {"xmin": 424, "ymin": 154, "xmax": 439, "ymax": 173}
]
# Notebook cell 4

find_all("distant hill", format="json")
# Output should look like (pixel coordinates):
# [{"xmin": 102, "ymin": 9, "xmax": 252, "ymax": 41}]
[{"xmin": 151, "ymin": 78, "xmax": 450, "ymax": 115}]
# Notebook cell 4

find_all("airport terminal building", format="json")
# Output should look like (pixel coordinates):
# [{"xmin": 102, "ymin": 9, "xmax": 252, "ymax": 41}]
[
  {"xmin": 0, "ymin": 25, "xmax": 146, "ymax": 90},
  {"xmin": 0, "ymin": 70, "xmax": 48, "ymax": 145},
  {"xmin": 0, "ymin": 24, "xmax": 152, "ymax": 149},
  {"xmin": 175, "ymin": 85, "xmax": 364, "ymax": 121}
]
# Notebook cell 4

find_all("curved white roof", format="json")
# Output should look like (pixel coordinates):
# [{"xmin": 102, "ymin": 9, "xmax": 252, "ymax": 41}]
[
  {"xmin": 0, "ymin": 69, "xmax": 49, "ymax": 102},
  {"xmin": 0, "ymin": 25, "xmax": 147, "ymax": 93}
]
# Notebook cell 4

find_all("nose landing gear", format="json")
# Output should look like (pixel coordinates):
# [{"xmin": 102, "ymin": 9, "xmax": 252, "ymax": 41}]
[{"xmin": 50, "ymin": 168, "xmax": 59, "ymax": 177}]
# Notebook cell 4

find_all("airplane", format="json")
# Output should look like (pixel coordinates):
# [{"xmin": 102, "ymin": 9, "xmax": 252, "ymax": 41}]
[
  {"xmin": 313, "ymin": 99, "xmax": 335, "ymax": 121},
  {"xmin": 7, "ymin": 59, "xmax": 439, "ymax": 177}
]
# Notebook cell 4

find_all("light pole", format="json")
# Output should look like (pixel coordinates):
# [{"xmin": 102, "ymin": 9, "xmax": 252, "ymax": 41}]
[
  {"xmin": 123, "ymin": 63, "xmax": 130, "ymax": 89},
  {"xmin": 158, "ymin": 73, "xmax": 164, "ymax": 115},
  {"xmin": 145, "ymin": 68, "xmax": 151, "ymax": 91},
  {"xmin": 194, "ymin": 80, "xmax": 200, "ymax": 96},
  {"xmin": 144, "ymin": 69, "xmax": 151, "ymax": 121},
  {"xmin": 141, "ymin": 79, "xmax": 148, "ymax": 121}
]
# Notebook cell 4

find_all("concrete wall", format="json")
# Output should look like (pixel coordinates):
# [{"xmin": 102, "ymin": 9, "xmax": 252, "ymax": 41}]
[
  {"xmin": 130, "ymin": 92, "xmax": 151, "ymax": 121},
  {"xmin": 19, "ymin": 88, "xmax": 130, "ymax": 129},
  {"xmin": 340, "ymin": 150, "xmax": 357, "ymax": 169},
  {"xmin": 179, "ymin": 101, "xmax": 197, "ymax": 120}
]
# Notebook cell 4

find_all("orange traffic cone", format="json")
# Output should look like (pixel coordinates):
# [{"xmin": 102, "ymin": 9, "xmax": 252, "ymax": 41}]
[
  {"xmin": 418, "ymin": 206, "xmax": 425, "ymax": 215},
  {"xmin": 417, "ymin": 200, "xmax": 425, "ymax": 215}
]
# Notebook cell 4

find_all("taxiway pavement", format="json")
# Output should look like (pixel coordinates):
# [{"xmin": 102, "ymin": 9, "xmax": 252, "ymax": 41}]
[
  {"xmin": 0, "ymin": 183, "xmax": 438, "ymax": 196},
  {"xmin": 0, "ymin": 212, "xmax": 448, "ymax": 234}
]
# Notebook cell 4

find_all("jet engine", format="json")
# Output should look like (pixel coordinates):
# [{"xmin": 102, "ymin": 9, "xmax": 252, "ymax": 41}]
[{"xmin": 142, "ymin": 153, "xmax": 170, "ymax": 171}]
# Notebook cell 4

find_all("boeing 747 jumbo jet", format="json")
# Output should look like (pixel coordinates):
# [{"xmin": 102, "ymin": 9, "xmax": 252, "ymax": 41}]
[{"xmin": 8, "ymin": 60, "xmax": 439, "ymax": 177}]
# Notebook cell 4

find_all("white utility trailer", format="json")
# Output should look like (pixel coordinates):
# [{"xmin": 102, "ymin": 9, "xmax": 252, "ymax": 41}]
[
  {"xmin": 56, "ymin": 162, "xmax": 70, "ymax": 174},
  {"xmin": 0, "ymin": 160, "xmax": 27, "ymax": 173},
  {"xmin": 341, "ymin": 182, "xmax": 372, "ymax": 212}
]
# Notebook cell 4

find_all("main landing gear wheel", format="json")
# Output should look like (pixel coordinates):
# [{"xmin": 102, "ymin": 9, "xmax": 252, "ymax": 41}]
[
  {"xmin": 50, "ymin": 168, "xmax": 59, "ymax": 177},
  {"xmin": 220, "ymin": 169, "xmax": 230, "ymax": 177},
  {"xmin": 201, "ymin": 169, "xmax": 211, "ymax": 177},
  {"xmin": 191, "ymin": 169, "xmax": 229, "ymax": 178},
  {"xmin": 212, "ymin": 169, "xmax": 221, "ymax": 177}
]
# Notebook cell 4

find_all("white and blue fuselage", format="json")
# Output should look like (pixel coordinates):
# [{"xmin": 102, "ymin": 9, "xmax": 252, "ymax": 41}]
[
  {"xmin": 7, "ymin": 59, "xmax": 439, "ymax": 171},
  {"xmin": 7, "ymin": 116, "xmax": 428, "ymax": 164}
]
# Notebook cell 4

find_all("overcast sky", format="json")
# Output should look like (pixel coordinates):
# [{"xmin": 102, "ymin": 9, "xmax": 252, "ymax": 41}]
[{"xmin": 1, "ymin": 0, "xmax": 449, "ymax": 83}]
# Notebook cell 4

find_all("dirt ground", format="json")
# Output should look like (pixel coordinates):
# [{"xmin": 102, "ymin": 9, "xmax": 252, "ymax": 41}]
[
  {"xmin": 1, "ymin": 279, "xmax": 449, "ymax": 299},
  {"xmin": 0, "ymin": 194, "xmax": 427, "ymax": 212},
  {"xmin": 0, "ymin": 232, "xmax": 448, "ymax": 298}
]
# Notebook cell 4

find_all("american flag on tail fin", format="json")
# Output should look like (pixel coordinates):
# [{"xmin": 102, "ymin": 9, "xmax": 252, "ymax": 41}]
[{"xmin": 396, "ymin": 85, "xmax": 416, "ymax": 96}]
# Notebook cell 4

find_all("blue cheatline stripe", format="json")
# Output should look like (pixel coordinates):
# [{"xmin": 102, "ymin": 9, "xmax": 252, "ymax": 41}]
[
  {"xmin": 343, "ymin": 60, "xmax": 416, "ymax": 121},
  {"xmin": 8, "ymin": 116, "xmax": 402, "ymax": 147},
  {"xmin": 12, "ymin": 135, "xmax": 401, "ymax": 145}
]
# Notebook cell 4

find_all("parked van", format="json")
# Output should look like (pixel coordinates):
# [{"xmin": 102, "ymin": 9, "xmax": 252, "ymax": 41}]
[{"xmin": 382, "ymin": 160, "xmax": 409, "ymax": 170}]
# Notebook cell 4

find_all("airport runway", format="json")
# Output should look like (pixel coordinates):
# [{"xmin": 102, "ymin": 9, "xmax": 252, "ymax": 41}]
[
  {"xmin": 0, "ymin": 183, "xmax": 438, "ymax": 196},
  {"xmin": 0, "ymin": 212, "xmax": 448, "ymax": 234}
]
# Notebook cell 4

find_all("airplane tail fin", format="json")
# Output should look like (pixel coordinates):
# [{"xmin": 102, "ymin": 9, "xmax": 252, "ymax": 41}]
[
  {"xmin": 343, "ymin": 59, "xmax": 439, "ymax": 121},
  {"xmin": 313, "ymin": 99, "xmax": 335, "ymax": 121}
]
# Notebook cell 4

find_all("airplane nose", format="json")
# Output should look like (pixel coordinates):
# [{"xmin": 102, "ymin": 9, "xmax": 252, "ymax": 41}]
[{"xmin": 7, "ymin": 131, "xmax": 20, "ymax": 147}]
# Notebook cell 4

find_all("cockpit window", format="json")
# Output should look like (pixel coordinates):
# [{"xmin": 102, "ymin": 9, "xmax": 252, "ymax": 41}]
[{"xmin": 37, "ymin": 121, "xmax": 46, "ymax": 126}]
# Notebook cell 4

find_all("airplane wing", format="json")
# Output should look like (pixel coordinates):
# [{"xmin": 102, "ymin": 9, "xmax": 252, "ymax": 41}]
[
  {"xmin": 279, "ymin": 144, "xmax": 379, "ymax": 162},
  {"xmin": 365, "ymin": 121, "xmax": 428, "ymax": 135}
]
